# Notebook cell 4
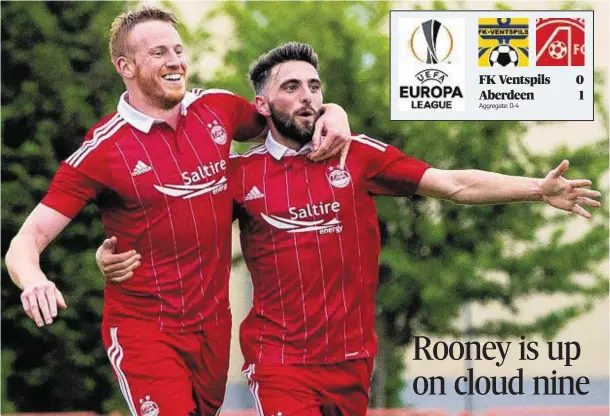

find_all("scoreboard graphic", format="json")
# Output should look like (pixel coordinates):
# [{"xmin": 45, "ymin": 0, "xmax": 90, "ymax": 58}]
[{"xmin": 390, "ymin": 10, "xmax": 593, "ymax": 121}]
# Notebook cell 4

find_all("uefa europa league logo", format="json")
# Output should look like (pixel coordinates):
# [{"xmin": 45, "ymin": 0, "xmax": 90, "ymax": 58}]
[
  {"xmin": 422, "ymin": 19, "xmax": 442, "ymax": 63},
  {"xmin": 411, "ymin": 19, "xmax": 454, "ymax": 64}
]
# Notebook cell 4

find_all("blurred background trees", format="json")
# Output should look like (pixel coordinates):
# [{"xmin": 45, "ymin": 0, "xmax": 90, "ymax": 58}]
[
  {"xmin": 1, "ymin": 2, "xmax": 126, "ymax": 412},
  {"xmin": 2, "ymin": 0, "xmax": 608, "ymax": 411}
]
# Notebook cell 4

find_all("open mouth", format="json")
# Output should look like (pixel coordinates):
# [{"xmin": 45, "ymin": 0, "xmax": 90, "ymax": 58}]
[
  {"xmin": 297, "ymin": 109, "xmax": 315, "ymax": 117},
  {"xmin": 162, "ymin": 74, "xmax": 183, "ymax": 82}
]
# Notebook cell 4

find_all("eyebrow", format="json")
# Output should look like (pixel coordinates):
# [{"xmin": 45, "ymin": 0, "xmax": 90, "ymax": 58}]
[
  {"xmin": 279, "ymin": 78, "xmax": 321, "ymax": 87},
  {"xmin": 148, "ymin": 44, "xmax": 183, "ymax": 52}
]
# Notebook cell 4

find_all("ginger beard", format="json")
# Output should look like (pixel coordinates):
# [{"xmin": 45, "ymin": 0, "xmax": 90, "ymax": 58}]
[
  {"xmin": 134, "ymin": 63, "xmax": 186, "ymax": 110},
  {"xmin": 269, "ymin": 102, "xmax": 321, "ymax": 145}
]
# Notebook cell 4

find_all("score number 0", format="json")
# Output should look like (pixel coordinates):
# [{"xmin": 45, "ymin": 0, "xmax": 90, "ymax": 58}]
[{"xmin": 577, "ymin": 75, "xmax": 584, "ymax": 100}]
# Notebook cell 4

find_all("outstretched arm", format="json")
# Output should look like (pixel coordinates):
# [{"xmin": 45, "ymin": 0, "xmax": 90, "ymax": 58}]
[
  {"xmin": 417, "ymin": 160, "xmax": 601, "ymax": 218},
  {"xmin": 5, "ymin": 204, "xmax": 70, "ymax": 326}
]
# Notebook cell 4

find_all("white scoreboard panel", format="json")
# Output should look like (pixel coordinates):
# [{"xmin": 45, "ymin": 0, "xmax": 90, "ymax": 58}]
[{"xmin": 390, "ymin": 11, "xmax": 593, "ymax": 121}]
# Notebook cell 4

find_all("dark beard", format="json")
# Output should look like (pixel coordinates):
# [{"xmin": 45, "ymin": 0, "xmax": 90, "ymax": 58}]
[{"xmin": 269, "ymin": 104, "xmax": 318, "ymax": 145}]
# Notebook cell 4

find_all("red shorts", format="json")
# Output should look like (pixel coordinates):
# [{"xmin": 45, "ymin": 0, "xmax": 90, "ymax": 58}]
[
  {"xmin": 102, "ymin": 319, "xmax": 231, "ymax": 416},
  {"xmin": 241, "ymin": 359, "xmax": 374, "ymax": 416}
]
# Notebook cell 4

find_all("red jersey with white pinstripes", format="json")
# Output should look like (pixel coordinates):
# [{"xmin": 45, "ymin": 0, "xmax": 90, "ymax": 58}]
[
  {"xmin": 41, "ymin": 89, "xmax": 262, "ymax": 332},
  {"xmin": 232, "ymin": 133, "xmax": 430, "ymax": 364}
]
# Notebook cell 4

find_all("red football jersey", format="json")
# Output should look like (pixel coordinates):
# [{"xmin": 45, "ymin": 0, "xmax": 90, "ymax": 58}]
[
  {"xmin": 233, "ymin": 133, "xmax": 430, "ymax": 364},
  {"xmin": 42, "ymin": 89, "xmax": 262, "ymax": 332}
]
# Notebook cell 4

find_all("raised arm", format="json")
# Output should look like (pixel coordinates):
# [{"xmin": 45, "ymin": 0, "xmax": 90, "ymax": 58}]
[
  {"xmin": 417, "ymin": 160, "xmax": 601, "ymax": 218},
  {"xmin": 5, "ymin": 204, "xmax": 70, "ymax": 326}
]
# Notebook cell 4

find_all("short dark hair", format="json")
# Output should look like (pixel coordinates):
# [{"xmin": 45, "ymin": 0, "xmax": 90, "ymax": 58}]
[{"xmin": 249, "ymin": 42, "xmax": 319, "ymax": 94}]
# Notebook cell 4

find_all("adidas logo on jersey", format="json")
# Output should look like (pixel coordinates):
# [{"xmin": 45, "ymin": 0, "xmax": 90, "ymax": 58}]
[
  {"xmin": 132, "ymin": 160, "xmax": 152, "ymax": 177},
  {"xmin": 245, "ymin": 186, "xmax": 265, "ymax": 201}
]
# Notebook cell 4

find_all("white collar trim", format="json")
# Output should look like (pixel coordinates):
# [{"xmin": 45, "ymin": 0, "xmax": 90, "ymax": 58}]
[
  {"xmin": 117, "ymin": 91, "xmax": 198, "ymax": 133},
  {"xmin": 265, "ymin": 131, "xmax": 313, "ymax": 161}
]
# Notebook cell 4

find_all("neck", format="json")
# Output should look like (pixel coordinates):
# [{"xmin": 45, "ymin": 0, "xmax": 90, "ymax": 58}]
[
  {"xmin": 126, "ymin": 89, "xmax": 181, "ymax": 130},
  {"xmin": 268, "ymin": 124, "xmax": 303, "ymax": 151}
]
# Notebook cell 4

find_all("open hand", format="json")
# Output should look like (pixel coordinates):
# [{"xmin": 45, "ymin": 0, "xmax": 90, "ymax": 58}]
[{"xmin": 541, "ymin": 160, "xmax": 602, "ymax": 219}]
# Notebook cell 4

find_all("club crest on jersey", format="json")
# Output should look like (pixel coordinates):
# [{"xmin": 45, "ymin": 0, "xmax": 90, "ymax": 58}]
[
  {"xmin": 327, "ymin": 166, "xmax": 351, "ymax": 188},
  {"xmin": 139, "ymin": 395, "xmax": 159, "ymax": 416},
  {"xmin": 207, "ymin": 120, "xmax": 227, "ymax": 145}
]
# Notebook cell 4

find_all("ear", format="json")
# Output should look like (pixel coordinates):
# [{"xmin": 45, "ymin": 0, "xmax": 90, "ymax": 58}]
[
  {"xmin": 115, "ymin": 56, "xmax": 136, "ymax": 79},
  {"xmin": 254, "ymin": 95, "xmax": 271, "ymax": 117}
]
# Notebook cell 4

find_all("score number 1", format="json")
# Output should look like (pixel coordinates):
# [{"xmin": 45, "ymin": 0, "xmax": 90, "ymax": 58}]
[{"xmin": 577, "ymin": 75, "xmax": 584, "ymax": 100}]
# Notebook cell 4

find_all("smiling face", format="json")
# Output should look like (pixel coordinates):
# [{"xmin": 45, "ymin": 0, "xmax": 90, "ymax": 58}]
[
  {"xmin": 256, "ymin": 60, "xmax": 323, "ymax": 144},
  {"xmin": 119, "ymin": 20, "xmax": 187, "ymax": 109}
]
